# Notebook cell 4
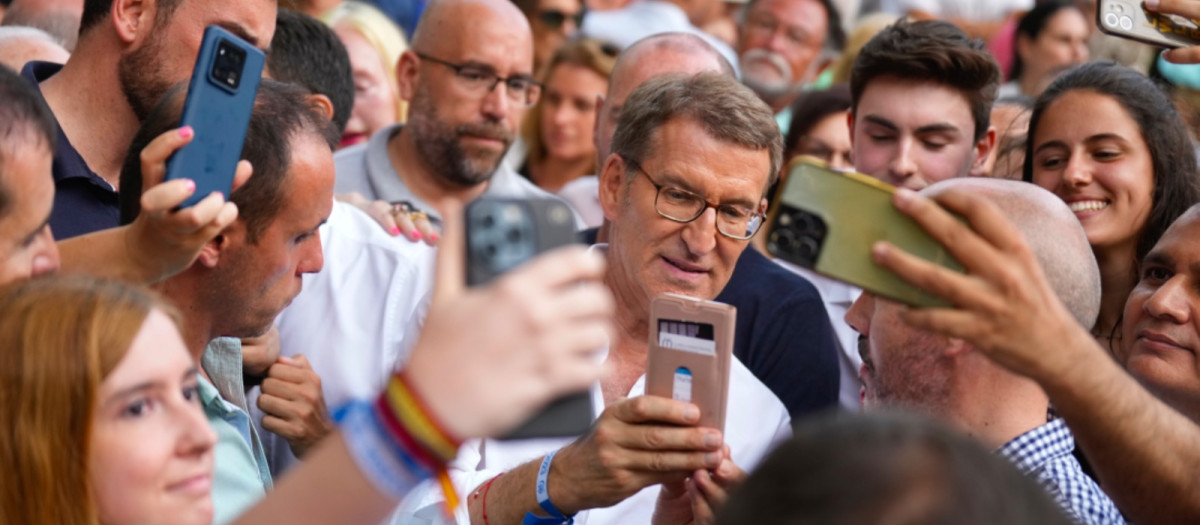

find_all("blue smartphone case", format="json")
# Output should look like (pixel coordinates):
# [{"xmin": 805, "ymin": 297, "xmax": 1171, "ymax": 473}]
[{"xmin": 164, "ymin": 25, "xmax": 264, "ymax": 207}]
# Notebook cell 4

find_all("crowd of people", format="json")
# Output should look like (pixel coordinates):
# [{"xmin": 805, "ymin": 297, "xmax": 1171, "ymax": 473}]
[{"xmin": 3, "ymin": 0, "xmax": 1200, "ymax": 523}]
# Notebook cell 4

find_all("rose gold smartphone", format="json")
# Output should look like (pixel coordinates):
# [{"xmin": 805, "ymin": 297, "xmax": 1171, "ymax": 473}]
[
  {"xmin": 1097, "ymin": 0, "xmax": 1200, "ymax": 48},
  {"xmin": 645, "ymin": 294, "xmax": 736, "ymax": 432}
]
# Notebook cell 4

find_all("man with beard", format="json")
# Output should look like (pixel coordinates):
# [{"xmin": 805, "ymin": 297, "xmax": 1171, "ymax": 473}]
[
  {"xmin": 334, "ymin": 0, "xmax": 566, "ymax": 227},
  {"xmin": 846, "ymin": 178, "xmax": 1125, "ymax": 525},
  {"xmin": 19, "ymin": 0, "xmax": 275, "ymax": 239},
  {"xmin": 735, "ymin": 0, "xmax": 844, "ymax": 126}
]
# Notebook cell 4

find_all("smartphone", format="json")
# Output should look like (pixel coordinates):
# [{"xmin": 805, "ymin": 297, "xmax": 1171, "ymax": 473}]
[
  {"xmin": 645, "ymin": 294, "xmax": 735, "ymax": 432},
  {"xmin": 464, "ymin": 197, "xmax": 591, "ymax": 439},
  {"xmin": 164, "ymin": 25, "xmax": 265, "ymax": 207},
  {"xmin": 1097, "ymin": 0, "xmax": 1200, "ymax": 48},
  {"xmin": 764, "ymin": 157, "xmax": 963, "ymax": 308}
]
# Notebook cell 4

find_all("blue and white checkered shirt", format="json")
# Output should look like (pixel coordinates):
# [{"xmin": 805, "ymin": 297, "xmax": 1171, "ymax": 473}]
[{"xmin": 997, "ymin": 418, "xmax": 1127, "ymax": 525}]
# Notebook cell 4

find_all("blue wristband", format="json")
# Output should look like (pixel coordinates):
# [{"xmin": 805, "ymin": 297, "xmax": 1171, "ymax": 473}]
[
  {"xmin": 334, "ymin": 400, "xmax": 433, "ymax": 499},
  {"xmin": 522, "ymin": 450, "xmax": 575, "ymax": 525}
]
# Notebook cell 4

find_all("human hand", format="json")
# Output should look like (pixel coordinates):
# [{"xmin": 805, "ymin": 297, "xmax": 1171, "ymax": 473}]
[
  {"xmin": 870, "ymin": 187, "xmax": 1094, "ymax": 383},
  {"xmin": 400, "ymin": 200, "xmax": 613, "ymax": 440},
  {"xmin": 335, "ymin": 193, "xmax": 438, "ymax": 245},
  {"xmin": 652, "ymin": 446, "xmax": 744, "ymax": 525},
  {"xmin": 125, "ymin": 126, "xmax": 251, "ymax": 283},
  {"xmin": 1147, "ymin": 0, "xmax": 1200, "ymax": 63},
  {"xmin": 548, "ymin": 395, "xmax": 725, "ymax": 514},
  {"xmin": 242, "ymin": 325, "xmax": 281, "ymax": 379},
  {"xmin": 258, "ymin": 354, "xmax": 334, "ymax": 458}
]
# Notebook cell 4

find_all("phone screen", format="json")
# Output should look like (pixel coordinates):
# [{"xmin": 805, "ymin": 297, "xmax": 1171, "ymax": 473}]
[{"xmin": 657, "ymin": 319, "xmax": 715, "ymax": 403}]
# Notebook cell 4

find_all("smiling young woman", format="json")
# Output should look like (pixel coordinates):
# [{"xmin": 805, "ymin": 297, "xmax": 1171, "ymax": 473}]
[{"xmin": 1025, "ymin": 61, "xmax": 1200, "ymax": 350}]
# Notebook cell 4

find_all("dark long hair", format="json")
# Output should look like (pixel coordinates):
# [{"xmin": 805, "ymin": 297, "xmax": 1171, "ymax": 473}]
[
  {"xmin": 1023, "ymin": 61, "xmax": 1200, "ymax": 264},
  {"xmin": 1009, "ymin": 1, "xmax": 1081, "ymax": 81}
]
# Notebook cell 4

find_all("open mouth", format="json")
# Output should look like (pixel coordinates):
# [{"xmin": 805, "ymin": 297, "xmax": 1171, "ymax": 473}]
[{"xmin": 1067, "ymin": 200, "xmax": 1109, "ymax": 213}]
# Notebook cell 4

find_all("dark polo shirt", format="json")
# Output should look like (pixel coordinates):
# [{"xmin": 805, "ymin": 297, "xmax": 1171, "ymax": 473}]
[{"xmin": 21, "ymin": 61, "xmax": 121, "ymax": 240}]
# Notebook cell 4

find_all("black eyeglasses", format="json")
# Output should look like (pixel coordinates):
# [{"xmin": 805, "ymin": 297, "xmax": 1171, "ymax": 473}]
[
  {"xmin": 416, "ymin": 53, "xmax": 543, "ymax": 107},
  {"xmin": 538, "ymin": 9, "xmax": 585, "ymax": 30},
  {"xmin": 626, "ymin": 158, "xmax": 765, "ymax": 240}
]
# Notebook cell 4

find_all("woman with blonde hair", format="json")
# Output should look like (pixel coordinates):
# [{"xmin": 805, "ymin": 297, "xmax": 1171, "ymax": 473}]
[
  {"xmin": 0, "ymin": 276, "xmax": 215, "ymax": 525},
  {"xmin": 322, "ymin": 1, "xmax": 410, "ymax": 148},
  {"xmin": 518, "ymin": 38, "xmax": 617, "ymax": 193}
]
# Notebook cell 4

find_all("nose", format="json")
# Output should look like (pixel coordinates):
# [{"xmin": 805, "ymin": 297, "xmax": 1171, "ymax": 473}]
[
  {"xmin": 681, "ymin": 207, "xmax": 719, "ymax": 257},
  {"xmin": 551, "ymin": 101, "xmax": 574, "ymax": 127},
  {"xmin": 845, "ymin": 292, "xmax": 874, "ymax": 336},
  {"xmin": 1063, "ymin": 154, "xmax": 1092, "ymax": 188},
  {"xmin": 1144, "ymin": 276, "xmax": 1192, "ymax": 325},
  {"xmin": 299, "ymin": 232, "xmax": 325, "ymax": 275},
  {"xmin": 888, "ymin": 138, "xmax": 921, "ymax": 189},
  {"xmin": 481, "ymin": 81, "xmax": 512, "ymax": 121},
  {"xmin": 30, "ymin": 226, "xmax": 59, "ymax": 277},
  {"xmin": 179, "ymin": 400, "xmax": 217, "ymax": 456}
]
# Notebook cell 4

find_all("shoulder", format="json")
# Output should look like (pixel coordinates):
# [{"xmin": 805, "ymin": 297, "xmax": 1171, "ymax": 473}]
[{"xmin": 720, "ymin": 249, "xmax": 824, "ymax": 307}]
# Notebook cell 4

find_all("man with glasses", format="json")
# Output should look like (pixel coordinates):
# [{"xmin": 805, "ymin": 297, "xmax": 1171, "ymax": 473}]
[
  {"xmin": 395, "ymin": 72, "xmax": 790, "ymax": 525},
  {"xmin": 513, "ymin": 0, "xmax": 587, "ymax": 72},
  {"xmin": 334, "ymin": 0, "xmax": 571, "ymax": 226}
]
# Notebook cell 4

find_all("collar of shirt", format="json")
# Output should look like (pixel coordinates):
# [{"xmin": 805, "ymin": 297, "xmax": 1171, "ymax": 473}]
[
  {"xmin": 20, "ymin": 61, "xmax": 114, "ymax": 190},
  {"xmin": 996, "ymin": 417, "xmax": 1075, "ymax": 475}
]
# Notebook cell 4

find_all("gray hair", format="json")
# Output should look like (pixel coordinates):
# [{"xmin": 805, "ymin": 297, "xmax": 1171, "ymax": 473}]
[{"xmin": 611, "ymin": 72, "xmax": 783, "ymax": 190}]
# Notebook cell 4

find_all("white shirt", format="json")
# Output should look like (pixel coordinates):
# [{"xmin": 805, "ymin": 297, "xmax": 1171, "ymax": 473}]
[
  {"xmin": 581, "ymin": 0, "xmax": 740, "ymax": 76},
  {"xmin": 776, "ymin": 259, "xmax": 863, "ymax": 410},
  {"xmin": 880, "ymin": 0, "xmax": 1032, "ymax": 21},
  {"xmin": 389, "ymin": 355, "xmax": 791, "ymax": 524},
  {"xmin": 251, "ymin": 200, "xmax": 436, "ymax": 475}
]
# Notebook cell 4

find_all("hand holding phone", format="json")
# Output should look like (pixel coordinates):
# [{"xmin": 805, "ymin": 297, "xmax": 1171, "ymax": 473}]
[
  {"xmin": 1097, "ymin": 0, "xmax": 1200, "ymax": 49},
  {"xmin": 645, "ymin": 293, "xmax": 736, "ymax": 432},
  {"xmin": 464, "ymin": 197, "xmax": 591, "ymax": 439},
  {"xmin": 765, "ymin": 157, "xmax": 963, "ymax": 307},
  {"xmin": 164, "ymin": 25, "xmax": 264, "ymax": 207}
]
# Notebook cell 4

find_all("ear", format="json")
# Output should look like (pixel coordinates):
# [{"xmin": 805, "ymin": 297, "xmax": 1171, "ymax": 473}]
[
  {"xmin": 112, "ymin": 0, "xmax": 152, "ymax": 45},
  {"xmin": 598, "ymin": 153, "xmax": 627, "ymax": 222},
  {"xmin": 196, "ymin": 233, "xmax": 227, "ymax": 268},
  {"xmin": 396, "ymin": 50, "xmax": 421, "ymax": 102},
  {"xmin": 1015, "ymin": 35, "xmax": 1034, "ymax": 63},
  {"xmin": 968, "ymin": 126, "xmax": 997, "ymax": 177},
  {"xmin": 307, "ymin": 93, "xmax": 336, "ymax": 121}
]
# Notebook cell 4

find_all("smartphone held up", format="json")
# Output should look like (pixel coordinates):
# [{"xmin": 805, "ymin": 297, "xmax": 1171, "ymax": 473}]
[
  {"xmin": 764, "ymin": 157, "xmax": 963, "ymax": 308},
  {"xmin": 163, "ymin": 25, "xmax": 265, "ymax": 208}
]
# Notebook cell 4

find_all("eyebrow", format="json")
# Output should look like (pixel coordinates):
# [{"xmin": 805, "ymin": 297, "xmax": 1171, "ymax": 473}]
[
  {"xmin": 104, "ymin": 366, "xmax": 200, "ymax": 408},
  {"xmin": 862, "ymin": 115, "xmax": 961, "ymax": 136},
  {"xmin": 217, "ymin": 22, "xmax": 264, "ymax": 50},
  {"xmin": 1035, "ymin": 133, "xmax": 1129, "ymax": 155},
  {"xmin": 658, "ymin": 172, "xmax": 758, "ymax": 208}
]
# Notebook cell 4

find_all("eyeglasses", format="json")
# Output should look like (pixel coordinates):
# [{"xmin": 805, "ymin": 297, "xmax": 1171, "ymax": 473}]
[
  {"xmin": 538, "ymin": 9, "xmax": 585, "ymax": 30},
  {"xmin": 416, "ymin": 53, "xmax": 543, "ymax": 107},
  {"xmin": 627, "ymin": 159, "xmax": 765, "ymax": 240}
]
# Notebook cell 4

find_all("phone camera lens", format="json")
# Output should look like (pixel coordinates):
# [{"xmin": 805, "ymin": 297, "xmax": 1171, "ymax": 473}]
[{"xmin": 506, "ymin": 228, "xmax": 523, "ymax": 242}]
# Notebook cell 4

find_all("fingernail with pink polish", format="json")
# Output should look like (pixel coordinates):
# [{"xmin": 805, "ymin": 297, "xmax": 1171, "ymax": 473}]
[
  {"xmin": 179, "ymin": 126, "xmax": 194, "ymax": 139},
  {"xmin": 390, "ymin": 227, "xmax": 401, "ymax": 236}
]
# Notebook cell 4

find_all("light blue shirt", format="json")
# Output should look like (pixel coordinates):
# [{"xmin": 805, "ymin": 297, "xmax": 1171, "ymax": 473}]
[{"xmin": 201, "ymin": 337, "xmax": 273, "ymax": 524}]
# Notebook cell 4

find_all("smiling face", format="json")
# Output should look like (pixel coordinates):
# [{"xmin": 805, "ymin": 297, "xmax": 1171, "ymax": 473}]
[
  {"xmin": 1030, "ymin": 90, "xmax": 1155, "ymax": 255},
  {"xmin": 845, "ymin": 291, "xmax": 954, "ymax": 411},
  {"xmin": 1120, "ymin": 208, "xmax": 1200, "ymax": 416},
  {"xmin": 89, "ymin": 309, "xmax": 216, "ymax": 525},
  {"xmin": 850, "ymin": 75, "xmax": 990, "ymax": 189},
  {"xmin": 601, "ymin": 116, "xmax": 770, "ymax": 306}
]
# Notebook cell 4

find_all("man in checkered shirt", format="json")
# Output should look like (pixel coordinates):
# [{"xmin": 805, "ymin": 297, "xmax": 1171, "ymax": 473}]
[{"xmin": 845, "ymin": 178, "xmax": 1125, "ymax": 525}]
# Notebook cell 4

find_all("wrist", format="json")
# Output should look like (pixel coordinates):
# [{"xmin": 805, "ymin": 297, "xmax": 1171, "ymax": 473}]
[{"xmin": 545, "ymin": 444, "xmax": 585, "ymax": 515}]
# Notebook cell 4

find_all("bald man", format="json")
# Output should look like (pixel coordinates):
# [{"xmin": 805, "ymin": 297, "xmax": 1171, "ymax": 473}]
[
  {"xmin": 0, "ymin": 26, "xmax": 69, "ymax": 71},
  {"xmin": 333, "ymin": 0, "xmax": 567, "ymax": 226},
  {"xmin": 846, "ymin": 178, "xmax": 1125, "ymax": 525}
]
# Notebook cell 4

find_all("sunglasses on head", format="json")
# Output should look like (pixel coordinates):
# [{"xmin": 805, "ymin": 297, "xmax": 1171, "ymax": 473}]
[{"xmin": 538, "ymin": 9, "xmax": 585, "ymax": 30}]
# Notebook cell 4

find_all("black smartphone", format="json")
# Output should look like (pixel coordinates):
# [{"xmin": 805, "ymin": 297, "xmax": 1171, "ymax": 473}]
[
  {"xmin": 164, "ymin": 25, "xmax": 265, "ymax": 207},
  {"xmin": 464, "ymin": 197, "xmax": 592, "ymax": 439},
  {"xmin": 765, "ymin": 157, "xmax": 963, "ymax": 307},
  {"xmin": 1097, "ymin": 0, "xmax": 1200, "ymax": 48}
]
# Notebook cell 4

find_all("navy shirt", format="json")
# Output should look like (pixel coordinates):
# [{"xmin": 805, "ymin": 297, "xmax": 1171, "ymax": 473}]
[
  {"xmin": 581, "ymin": 228, "xmax": 841, "ymax": 420},
  {"xmin": 21, "ymin": 61, "xmax": 121, "ymax": 240}
]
